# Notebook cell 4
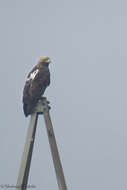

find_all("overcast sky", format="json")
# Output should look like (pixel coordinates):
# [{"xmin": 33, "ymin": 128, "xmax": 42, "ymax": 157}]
[{"xmin": 0, "ymin": 0, "xmax": 127, "ymax": 189}]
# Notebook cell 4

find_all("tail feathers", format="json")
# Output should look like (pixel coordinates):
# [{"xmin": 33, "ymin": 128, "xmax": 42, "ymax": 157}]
[{"xmin": 23, "ymin": 103, "xmax": 35, "ymax": 117}]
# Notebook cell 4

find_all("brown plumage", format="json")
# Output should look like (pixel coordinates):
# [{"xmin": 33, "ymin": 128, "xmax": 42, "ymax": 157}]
[{"xmin": 23, "ymin": 56, "xmax": 51, "ymax": 117}]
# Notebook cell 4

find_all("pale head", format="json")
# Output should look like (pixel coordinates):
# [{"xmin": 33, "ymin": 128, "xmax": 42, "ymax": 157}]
[{"xmin": 39, "ymin": 56, "xmax": 51, "ymax": 64}]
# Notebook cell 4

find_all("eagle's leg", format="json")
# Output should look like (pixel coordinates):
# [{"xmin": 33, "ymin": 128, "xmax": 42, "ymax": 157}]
[
  {"xmin": 39, "ymin": 96, "xmax": 50, "ymax": 108},
  {"xmin": 40, "ymin": 96, "xmax": 50, "ymax": 104},
  {"xmin": 38, "ymin": 96, "xmax": 47, "ymax": 106}
]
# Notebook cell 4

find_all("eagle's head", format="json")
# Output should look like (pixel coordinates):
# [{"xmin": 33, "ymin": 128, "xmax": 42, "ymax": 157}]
[{"xmin": 38, "ymin": 56, "xmax": 51, "ymax": 67}]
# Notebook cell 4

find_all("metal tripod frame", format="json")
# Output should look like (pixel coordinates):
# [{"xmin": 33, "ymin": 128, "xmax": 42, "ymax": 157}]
[{"xmin": 16, "ymin": 98, "xmax": 67, "ymax": 190}]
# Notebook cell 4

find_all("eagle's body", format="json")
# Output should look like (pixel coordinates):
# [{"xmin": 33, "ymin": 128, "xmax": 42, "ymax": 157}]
[{"xmin": 23, "ymin": 56, "xmax": 51, "ymax": 117}]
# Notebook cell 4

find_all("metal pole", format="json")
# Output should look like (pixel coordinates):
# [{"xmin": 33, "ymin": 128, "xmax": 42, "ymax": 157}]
[
  {"xmin": 16, "ymin": 113, "xmax": 38, "ymax": 190},
  {"xmin": 43, "ymin": 105, "xmax": 67, "ymax": 190}
]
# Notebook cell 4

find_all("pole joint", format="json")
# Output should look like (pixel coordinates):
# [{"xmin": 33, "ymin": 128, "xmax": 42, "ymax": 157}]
[{"xmin": 34, "ymin": 97, "xmax": 51, "ymax": 114}]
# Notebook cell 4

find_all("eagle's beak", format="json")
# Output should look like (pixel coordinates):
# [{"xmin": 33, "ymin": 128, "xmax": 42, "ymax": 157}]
[{"xmin": 47, "ymin": 58, "xmax": 51, "ymax": 63}]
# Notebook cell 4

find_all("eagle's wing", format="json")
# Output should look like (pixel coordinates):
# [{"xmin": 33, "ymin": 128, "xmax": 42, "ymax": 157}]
[
  {"xmin": 23, "ymin": 65, "xmax": 38, "ymax": 103},
  {"xmin": 23, "ymin": 66, "xmax": 50, "ymax": 102},
  {"xmin": 28, "ymin": 66, "xmax": 50, "ymax": 99}
]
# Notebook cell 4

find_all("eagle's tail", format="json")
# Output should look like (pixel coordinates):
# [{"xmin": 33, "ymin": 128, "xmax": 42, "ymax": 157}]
[{"xmin": 23, "ymin": 103, "xmax": 35, "ymax": 117}]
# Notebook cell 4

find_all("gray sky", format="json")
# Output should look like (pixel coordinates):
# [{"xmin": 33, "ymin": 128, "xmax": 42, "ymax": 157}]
[{"xmin": 0, "ymin": 0, "xmax": 127, "ymax": 189}]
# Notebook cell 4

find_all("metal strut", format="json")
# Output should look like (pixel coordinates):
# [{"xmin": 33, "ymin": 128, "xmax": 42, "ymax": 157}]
[{"xmin": 16, "ymin": 98, "xmax": 67, "ymax": 190}]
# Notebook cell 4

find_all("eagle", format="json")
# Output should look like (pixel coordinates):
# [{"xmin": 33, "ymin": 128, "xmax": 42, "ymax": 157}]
[{"xmin": 23, "ymin": 56, "xmax": 51, "ymax": 117}]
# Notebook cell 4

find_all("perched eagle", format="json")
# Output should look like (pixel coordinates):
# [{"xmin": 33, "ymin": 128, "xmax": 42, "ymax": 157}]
[{"xmin": 23, "ymin": 56, "xmax": 51, "ymax": 117}]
